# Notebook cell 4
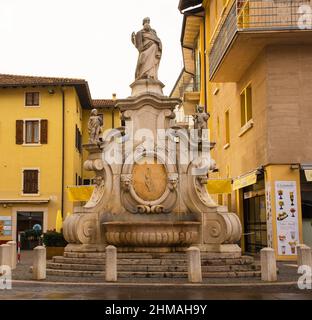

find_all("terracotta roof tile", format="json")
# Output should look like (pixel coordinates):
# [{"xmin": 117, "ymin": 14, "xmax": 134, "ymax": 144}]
[
  {"xmin": 92, "ymin": 99, "xmax": 116, "ymax": 108},
  {"xmin": 0, "ymin": 73, "xmax": 86, "ymax": 86},
  {"xmin": 0, "ymin": 73, "xmax": 92, "ymax": 109}
]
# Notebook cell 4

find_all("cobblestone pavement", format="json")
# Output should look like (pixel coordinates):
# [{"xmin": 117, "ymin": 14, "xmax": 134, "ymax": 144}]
[{"xmin": 1, "ymin": 250, "xmax": 310, "ymax": 300}]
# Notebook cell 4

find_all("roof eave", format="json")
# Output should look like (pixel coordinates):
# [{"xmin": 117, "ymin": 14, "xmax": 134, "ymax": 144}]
[{"xmin": 178, "ymin": 0, "xmax": 203, "ymax": 12}]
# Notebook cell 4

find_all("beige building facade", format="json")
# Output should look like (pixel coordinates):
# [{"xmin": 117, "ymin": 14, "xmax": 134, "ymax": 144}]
[{"xmin": 175, "ymin": 0, "xmax": 312, "ymax": 260}]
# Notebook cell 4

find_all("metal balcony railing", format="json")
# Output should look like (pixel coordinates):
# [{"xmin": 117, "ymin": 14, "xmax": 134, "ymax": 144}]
[
  {"xmin": 209, "ymin": 0, "xmax": 312, "ymax": 79},
  {"xmin": 179, "ymin": 81, "xmax": 201, "ymax": 97}
]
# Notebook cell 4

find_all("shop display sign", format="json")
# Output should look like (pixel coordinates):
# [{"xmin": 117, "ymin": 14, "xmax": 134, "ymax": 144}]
[
  {"xmin": 0, "ymin": 216, "xmax": 12, "ymax": 236},
  {"xmin": 275, "ymin": 181, "xmax": 299, "ymax": 256},
  {"xmin": 265, "ymin": 183, "xmax": 273, "ymax": 248}
]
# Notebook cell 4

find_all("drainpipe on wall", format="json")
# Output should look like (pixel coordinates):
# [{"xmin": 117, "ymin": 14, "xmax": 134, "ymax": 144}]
[
  {"xmin": 112, "ymin": 107, "xmax": 115, "ymax": 129},
  {"xmin": 203, "ymin": 14, "xmax": 208, "ymax": 114},
  {"xmin": 61, "ymin": 87, "xmax": 65, "ymax": 218}
]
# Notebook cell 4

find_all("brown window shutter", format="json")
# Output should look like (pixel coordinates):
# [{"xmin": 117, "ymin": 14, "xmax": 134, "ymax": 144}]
[
  {"xmin": 40, "ymin": 120, "xmax": 48, "ymax": 144},
  {"xmin": 23, "ymin": 170, "xmax": 39, "ymax": 194},
  {"xmin": 32, "ymin": 170, "xmax": 39, "ymax": 194},
  {"xmin": 16, "ymin": 120, "xmax": 24, "ymax": 144},
  {"xmin": 23, "ymin": 171, "xmax": 27, "ymax": 194}
]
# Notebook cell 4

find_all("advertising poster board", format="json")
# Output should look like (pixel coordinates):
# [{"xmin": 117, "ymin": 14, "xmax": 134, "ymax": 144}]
[
  {"xmin": 275, "ymin": 181, "xmax": 299, "ymax": 256},
  {"xmin": 265, "ymin": 182, "xmax": 273, "ymax": 248}
]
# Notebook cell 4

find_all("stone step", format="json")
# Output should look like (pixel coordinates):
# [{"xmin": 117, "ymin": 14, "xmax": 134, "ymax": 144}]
[
  {"xmin": 202, "ymin": 271, "xmax": 261, "ymax": 278},
  {"xmin": 118, "ymin": 272, "xmax": 188, "ymax": 279},
  {"xmin": 202, "ymin": 264, "xmax": 260, "ymax": 272},
  {"xmin": 46, "ymin": 267, "xmax": 261, "ymax": 279},
  {"xmin": 118, "ymin": 259, "xmax": 188, "ymax": 265},
  {"xmin": 201, "ymin": 256, "xmax": 254, "ymax": 266},
  {"xmin": 64, "ymin": 252, "xmax": 106, "ymax": 259},
  {"xmin": 47, "ymin": 262, "xmax": 105, "ymax": 272},
  {"xmin": 46, "ymin": 269, "xmax": 105, "ymax": 278},
  {"xmin": 52, "ymin": 256, "xmax": 256, "ymax": 268},
  {"xmin": 63, "ymin": 251, "xmax": 243, "ymax": 260},
  {"xmin": 47, "ymin": 261, "xmax": 259, "ymax": 274},
  {"xmin": 53, "ymin": 257, "xmax": 106, "ymax": 265}
]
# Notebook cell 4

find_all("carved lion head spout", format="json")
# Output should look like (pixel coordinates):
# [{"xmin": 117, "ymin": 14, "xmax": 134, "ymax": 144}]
[
  {"xmin": 168, "ymin": 174, "xmax": 178, "ymax": 191},
  {"xmin": 121, "ymin": 174, "xmax": 132, "ymax": 192}
]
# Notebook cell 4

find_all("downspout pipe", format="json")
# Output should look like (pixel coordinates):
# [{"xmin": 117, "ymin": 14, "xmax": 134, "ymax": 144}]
[
  {"xmin": 203, "ymin": 13, "xmax": 208, "ymax": 113},
  {"xmin": 61, "ymin": 87, "xmax": 65, "ymax": 218}
]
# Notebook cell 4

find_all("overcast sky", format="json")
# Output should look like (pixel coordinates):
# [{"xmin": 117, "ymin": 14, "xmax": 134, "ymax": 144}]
[{"xmin": 0, "ymin": 0, "xmax": 183, "ymax": 99}]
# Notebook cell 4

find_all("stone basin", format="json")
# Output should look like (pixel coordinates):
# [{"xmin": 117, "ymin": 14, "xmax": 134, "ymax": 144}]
[{"xmin": 103, "ymin": 221, "xmax": 200, "ymax": 247}]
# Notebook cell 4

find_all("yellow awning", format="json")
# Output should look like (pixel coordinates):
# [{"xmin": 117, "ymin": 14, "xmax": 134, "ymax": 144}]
[
  {"xmin": 67, "ymin": 186, "xmax": 95, "ymax": 202},
  {"xmin": 233, "ymin": 172, "xmax": 257, "ymax": 191},
  {"xmin": 305, "ymin": 170, "xmax": 312, "ymax": 182},
  {"xmin": 207, "ymin": 179, "xmax": 232, "ymax": 194}
]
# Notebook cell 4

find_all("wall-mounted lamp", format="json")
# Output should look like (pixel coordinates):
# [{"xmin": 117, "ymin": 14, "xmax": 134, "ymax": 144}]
[{"xmin": 48, "ymin": 89, "xmax": 55, "ymax": 95}]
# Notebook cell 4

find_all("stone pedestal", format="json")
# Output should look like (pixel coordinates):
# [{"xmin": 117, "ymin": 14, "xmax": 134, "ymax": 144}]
[
  {"xmin": 33, "ymin": 246, "xmax": 46, "ymax": 280},
  {"xmin": 130, "ymin": 79, "xmax": 164, "ymax": 97},
  {"xmin": 260, "ymin": 248, "xmax": 277, "ymax": 282}
]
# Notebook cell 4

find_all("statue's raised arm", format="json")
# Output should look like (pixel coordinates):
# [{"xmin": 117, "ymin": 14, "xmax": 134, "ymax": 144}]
[{"xmin": 132, "ymin": 17, "xmax": 162, "ymax": 81}]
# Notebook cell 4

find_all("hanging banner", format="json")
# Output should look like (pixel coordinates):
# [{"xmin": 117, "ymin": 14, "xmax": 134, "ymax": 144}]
[
  {"xmin": 207, "ymin": 179, "xmax": 232, "ymax": 194},
  {"xmin": 233, "ymin": 172, "xmax": 257, "ymax": 191},
  {"xmin": 275, "ymin": 181, "xmax": 300, "ymax": 256},
  {"xmin": 67, "ymin": 186, "xmax": 95, "ymax": 202}
]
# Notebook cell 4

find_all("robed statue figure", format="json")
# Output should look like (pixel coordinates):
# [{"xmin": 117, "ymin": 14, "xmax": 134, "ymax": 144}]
[{"xmin": 132, "ymin": 17, "xmax": 162, "ymax": 81}]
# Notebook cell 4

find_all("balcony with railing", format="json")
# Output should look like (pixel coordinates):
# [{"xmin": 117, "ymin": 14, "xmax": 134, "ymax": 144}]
[{"xmin": 209, "ymin": 0, "xmax": 312, "ymax": 82}]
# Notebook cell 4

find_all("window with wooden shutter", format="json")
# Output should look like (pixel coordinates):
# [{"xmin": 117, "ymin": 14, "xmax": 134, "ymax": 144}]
[
  {"xmin": 23, "ymin": 170, "xmax": 39, "ymax": 194},
  {"xmin": 40, "ymin": 120, "xmax": 48, "ymax": 144},
  {"xmin": 25, "ymin": 92, "xmax": 40, "ymax": 107},
  {"xmin": 16, "ymin": 120, "xmax": 24, "ymax": 144},
  {"xmin": 25, "ymin": 121, "xmax": 39, "ymax": 144}
]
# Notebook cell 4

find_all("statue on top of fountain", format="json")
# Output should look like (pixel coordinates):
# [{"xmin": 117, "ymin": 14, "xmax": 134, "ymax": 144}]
[{"xmin": 132, "ymin": 17, "xmax": 162, "ymax": 81}]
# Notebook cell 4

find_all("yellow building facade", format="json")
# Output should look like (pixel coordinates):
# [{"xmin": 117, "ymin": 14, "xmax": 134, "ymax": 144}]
[
  {"xmin": 0, "ymin": 74, "xmax": 119, "ymax": 246},
  {"xmin": 176, "ymin": 0, "xmax": 312, "ymax": 260}
]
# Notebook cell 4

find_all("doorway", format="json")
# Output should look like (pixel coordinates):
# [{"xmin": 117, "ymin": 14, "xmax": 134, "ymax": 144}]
[
  {"xmin": 16, "ymin": 211, "xmax": 43, "ymax": 250},
  {"xmin": 243, "ymin": 181, "xmax": 267, "ymax": 255}
]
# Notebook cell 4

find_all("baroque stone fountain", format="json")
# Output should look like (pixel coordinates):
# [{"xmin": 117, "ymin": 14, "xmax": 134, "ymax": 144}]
[{"xmin": 49, "ymin": 18, "xmax": 259, "ymax": 278}]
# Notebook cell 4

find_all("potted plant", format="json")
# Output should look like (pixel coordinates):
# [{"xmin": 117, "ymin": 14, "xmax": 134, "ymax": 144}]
[{"xmin": 43, "ymin": 230, "xmax": 68, "ymax": 259}]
